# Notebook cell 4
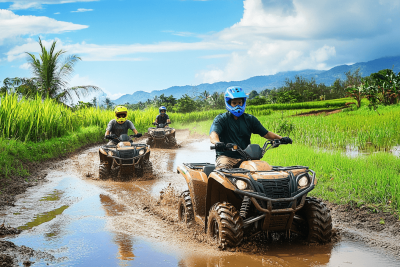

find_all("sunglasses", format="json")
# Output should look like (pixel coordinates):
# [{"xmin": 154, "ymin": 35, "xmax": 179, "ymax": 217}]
[
  {"xmin": 116, "ymin": 114, "xmax": 127, "ymax": 118},
  {"xmin": 160, "ymin": 110, "xmax": 166, "ymax": 113}
]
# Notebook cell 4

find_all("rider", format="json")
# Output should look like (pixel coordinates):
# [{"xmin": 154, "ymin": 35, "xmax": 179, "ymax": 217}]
[
  {"xmin": 105, "ymin": 106, "xmax": 141, "ymax": 145},
  {"xmin": 210, "ymin": 86, "xmax": 292, "ymax": 169},
  {"xmin": 154, "ymin": 106, "xmax": 171, "ymax": 126}
]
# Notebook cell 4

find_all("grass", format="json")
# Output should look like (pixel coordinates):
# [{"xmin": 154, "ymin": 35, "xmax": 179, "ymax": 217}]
[{"xmin": 247, "ymin": 98, "xmax": 355, "ymax": 111}]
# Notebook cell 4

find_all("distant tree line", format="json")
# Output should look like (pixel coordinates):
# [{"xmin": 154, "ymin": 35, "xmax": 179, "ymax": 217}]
[{"xmin": 246, "ymin": 70, "xmax": 365, "ymax": 105}]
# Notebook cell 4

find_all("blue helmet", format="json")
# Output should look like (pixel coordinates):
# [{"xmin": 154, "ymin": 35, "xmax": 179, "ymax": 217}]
[
  {"xmin": 159, "ymin": 106, "xmax": 167, "ymax": 114},
  {"xmin": 224, "ymin": 86, "xmax": 247, "ymax": 117}
]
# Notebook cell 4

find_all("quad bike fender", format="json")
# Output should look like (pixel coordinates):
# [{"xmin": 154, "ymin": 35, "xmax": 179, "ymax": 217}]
[
  {"xmin": 99, "ymin": 149, "xmax": 112, "ymax": 164},
  {"xmin": 204, "ymin": 174, "xmax": 242, "ymax": 232},
  {"xmin": 240, "ymin": 160, "xmax": 272, "ymax": 172},
  {"xmin": 177, "ymin": 165, "xmax": 208, "ymax": 217}
]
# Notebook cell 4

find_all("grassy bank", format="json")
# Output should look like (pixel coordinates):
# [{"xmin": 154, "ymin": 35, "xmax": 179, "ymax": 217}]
[{"xmin": 0, "ymin": 126, "xmax": 103, "ymax": 178}]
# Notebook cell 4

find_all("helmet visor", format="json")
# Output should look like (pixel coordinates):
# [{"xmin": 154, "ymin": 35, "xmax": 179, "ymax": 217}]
[{"xmin": 116, "ymin": 113, "xmax": 127, "ymax": 118}]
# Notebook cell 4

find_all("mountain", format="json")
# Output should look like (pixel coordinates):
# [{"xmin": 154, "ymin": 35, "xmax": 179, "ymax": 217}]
[{"xmin": 114, "ymin": 56, "xmax": 400, "ymax": 104}]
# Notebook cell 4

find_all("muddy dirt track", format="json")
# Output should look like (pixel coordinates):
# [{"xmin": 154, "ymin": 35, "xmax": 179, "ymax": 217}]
[{"xmin": 1, "ymin": 130, "xmax": 400, "ymax": 266}]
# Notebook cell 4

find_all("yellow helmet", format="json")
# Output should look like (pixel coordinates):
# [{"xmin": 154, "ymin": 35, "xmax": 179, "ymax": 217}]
[{"xmin": 114, "ymin": 106, "xmax": 128, "ymax": 124}]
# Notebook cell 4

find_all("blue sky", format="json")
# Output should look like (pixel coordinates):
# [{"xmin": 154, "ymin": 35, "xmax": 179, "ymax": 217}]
[{"xmin": 1, "ymin": 0, "xmax": 400, "ymax": 100}]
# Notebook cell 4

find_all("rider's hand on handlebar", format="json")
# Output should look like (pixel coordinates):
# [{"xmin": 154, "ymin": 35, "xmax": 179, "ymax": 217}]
[
  {"xmin": 105, "ymin": 135, "xmax": 111, "ymax": 140},
  {"xmin": 135, "ymin": 133, "xmax": 142, "ymax": 138},
  {"xmin": 214, "ymin": 142, "xmax": 226, "ymax": 151},
  {"xmin": 280, "ymin": 136, "xmax": 293, "ymax": 144}
]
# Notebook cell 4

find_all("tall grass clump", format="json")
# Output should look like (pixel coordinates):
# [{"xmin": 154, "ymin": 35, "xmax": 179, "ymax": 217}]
[{"xmin": 0, "ymin": 94, "xmax": 79, "ymax": 141}]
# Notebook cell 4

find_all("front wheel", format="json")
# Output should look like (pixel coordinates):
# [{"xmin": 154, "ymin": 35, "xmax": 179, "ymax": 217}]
[
  {"xmin": 207, "ymin": 202, "xmax": 243, "ymax": 248},
  {"xmin": 299, "ymin": 197, "xmax": 333, "ymax": 243},
  {"xmin": 177, "ymin": 191, "xmax": 194, "ymax": 225},
  {"xmin": 99, "ymin": 162, "xmax": 110, "ymax": 180}
]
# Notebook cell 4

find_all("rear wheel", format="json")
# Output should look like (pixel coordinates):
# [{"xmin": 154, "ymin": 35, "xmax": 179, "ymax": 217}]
[
  {"xmin": 99, "ymin": 162, "xmax": 110, "ymax": 180},
  {"xmin": 295, "ymin": 197, "xmax": 332, "ymax": 243},
  {"xmin": 146, "ymin": 138, "xmax": 153, "ymax": 146},
  {"xmin": 207, "ymin": 202, "xmax": 243, "ymax": 248},
  {"xmin": 177, "ymin": 191, "xmax": 194, "ymax": 224}
]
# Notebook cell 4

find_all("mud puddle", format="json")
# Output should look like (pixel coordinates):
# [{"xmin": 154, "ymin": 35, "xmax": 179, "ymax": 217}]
[{"xmin": 1, "ymin": 130, "xmax": 400, "ymax": 266}]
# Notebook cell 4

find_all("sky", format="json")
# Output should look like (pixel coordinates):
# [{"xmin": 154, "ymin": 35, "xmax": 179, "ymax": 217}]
[{"xmin": 1, "ymin": 0, "xmax": 400, "ymax": 100}]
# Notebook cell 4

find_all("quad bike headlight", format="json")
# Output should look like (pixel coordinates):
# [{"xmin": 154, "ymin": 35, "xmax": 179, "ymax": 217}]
[
  {"xmin": 298, "ymin": 176, "xmax": 309, "ymax": 188},
  {"xmin": 138, "ymin": 149, "xmax": 145, "ymax": 155},
  {"xmin": 236, "ymin": 180, "xmax": 248, "ymax": 190}
]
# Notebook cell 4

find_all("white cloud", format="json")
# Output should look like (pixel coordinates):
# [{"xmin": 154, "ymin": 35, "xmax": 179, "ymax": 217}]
[
  {"xmin": 19, "ymin": 62, "xmax": 30, "ymax": 69},
  {"xmin": 163, "ymin": 30, "xmax": 195, "ymax": 37},
  {"xmin": 200, "ymin": 54, "xmax": 231, "ymax": 59},
  {"xmin": 6, "ymin": 38, "xmax": 243, "ymax": 62},
  {"xmin": 71, "ymin": 8, "xmax": 93, "ymax": 13},
  {"xmin": 195, "ymin": 0, "xmax": 400, "ymax": 83},
  {"xmin": 54, "ymin": 12, "xmax": 60, "ymax": 14},
  {"xmin": 1, "ymin": 0, "xmax": 99, "ymax": 10},
  {"xmin": 0, "ymin": 10, "xmax": 88, "ymax": 44}
]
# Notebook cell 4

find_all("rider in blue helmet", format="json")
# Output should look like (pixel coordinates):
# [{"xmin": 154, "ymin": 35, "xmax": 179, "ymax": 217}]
[
  {"xmin": 154, "ymin": 106, "xmax": 171, "ymax": 126},
  {"xmin": 209, "ymin": 86, "xmax": 292, "ymax": 169}
]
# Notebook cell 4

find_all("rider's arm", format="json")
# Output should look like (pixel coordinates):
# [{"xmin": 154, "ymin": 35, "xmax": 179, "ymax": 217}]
[
  {"xmin": 264, "ymin": 131, "xmax": 282, "ymax": 140},
  {"xmin": 209, "ymin": 115, "xmax": 223, "ymax": 144},
  {"xmin": 105, "ymin": 120, "xmax": 114, "ymax": 136},
  {"xmin": 133, "ymin": 129, "xmax": 138, "ymax": 135},
  {"xmin": 167, "ymin": 119, "xmax": 171, "ymax": 124},
  {"xmin": 210, "ymin": 131, "xmax": 220, "ymax": 144}
]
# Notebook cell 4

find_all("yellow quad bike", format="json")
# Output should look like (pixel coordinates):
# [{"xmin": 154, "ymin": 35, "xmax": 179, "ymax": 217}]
[
  {"xmin": 177, "ymin": 140, "xmax": 332, "ymax": 248},
  {"xmin": 99, "ymin": 134, "xmax": 152, "ymax": 179},
  {"xmin": 146, "ymin": 122, "xmax": 177, "ymax": 148}
]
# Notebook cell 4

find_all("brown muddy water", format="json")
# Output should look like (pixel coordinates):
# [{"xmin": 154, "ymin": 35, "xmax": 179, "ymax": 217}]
[{"xmin": 1, "ymin": 131, "xmax": 400, "ymax": 266}]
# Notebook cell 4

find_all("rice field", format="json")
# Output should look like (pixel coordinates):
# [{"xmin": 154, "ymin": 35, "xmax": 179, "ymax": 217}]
[{"xmin": 0, "ymin": 94, "xmax": 272, "ymax": 142}]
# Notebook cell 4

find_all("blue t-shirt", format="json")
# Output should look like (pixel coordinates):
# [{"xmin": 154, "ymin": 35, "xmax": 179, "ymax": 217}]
[{"xmin": 209, "ymin": 112, "xmax": 268, "ymax": 159}]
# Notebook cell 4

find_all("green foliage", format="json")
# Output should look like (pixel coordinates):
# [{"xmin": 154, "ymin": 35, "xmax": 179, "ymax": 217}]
[
  {"xmin": 24, "ymin": 38, "xmax": 101, "ymax": 104},
  {"xmin": 247, "ymin": 96, "xmax": 269, "ymax": 105},
  {"xmin": 248, "ymin": 90, "xmax": 259, "ymax": 99},
  {"xmin": 175, "ymin": 94, "xmax": 197, "ymax": 113}
]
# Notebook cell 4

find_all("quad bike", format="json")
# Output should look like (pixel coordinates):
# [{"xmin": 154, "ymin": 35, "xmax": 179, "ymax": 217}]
[
  {"xmin": 146, "ymin": 122, "xmax": 177, "ymax": 148},
  {"xmin": 98, "ymin": 134, "xmax": 152, "ymax": 179},
  {"xmin": 177, "ymin": 140, "xmax": 332, "ymax": 248}
]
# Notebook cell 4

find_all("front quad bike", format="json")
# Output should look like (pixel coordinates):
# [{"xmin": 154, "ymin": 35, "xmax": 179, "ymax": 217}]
[
  {"xmin": 99, "ymin": 134, "xmax": 152, "ymax": 180},
  {"xmin": 177, "ymin": 140, "xmax": 332, "ymax": 248},
  {"xmin": 147, "ymin": 122, "xmax": 177, "ymax": 148}
]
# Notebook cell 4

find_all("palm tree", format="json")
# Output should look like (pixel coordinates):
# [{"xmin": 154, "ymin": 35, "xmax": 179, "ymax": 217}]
[{"xmin": 26, "ymin": 37, "xmax": 101, "ymax": 104}]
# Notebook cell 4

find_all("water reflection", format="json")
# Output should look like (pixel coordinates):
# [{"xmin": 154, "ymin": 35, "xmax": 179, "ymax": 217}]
[
  {"xmin": 179, "ymin": 242, "xmax": 333, "ymax": 267},
  {"xmin": 100, "ymin": 194, "xmax": 136, "ymax": 261}
]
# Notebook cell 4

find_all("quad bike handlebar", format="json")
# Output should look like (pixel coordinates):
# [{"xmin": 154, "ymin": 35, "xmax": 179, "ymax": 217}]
[
  {"xmin": 105, "ymin": 133, "xmax": 142, "ymax": 141},
  {"xmin": 210, "ymin": 138, "xmax": 292, "ymax": 161}
]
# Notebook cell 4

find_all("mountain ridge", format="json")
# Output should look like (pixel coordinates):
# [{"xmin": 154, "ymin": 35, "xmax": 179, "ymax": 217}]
[{"xmin": 114, "ymin": 56, "xmax": 400, "ymax": 104}]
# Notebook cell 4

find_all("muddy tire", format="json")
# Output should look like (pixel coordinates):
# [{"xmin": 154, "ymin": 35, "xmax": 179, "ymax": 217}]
[
  {"xmin": 146, "ymin": 138, "xmax": 153, "ymax": 146},
  {"xmin": 143, "ymin": 161, "xmax": 153, "ymax": 175},
  {"xmin": 99, "ymin": 162, "xmax": 110, "ymax": 180},
  {"xmin": 302, "ymin": 197, "xmax": 333, "ymax": 243},
  {"xmin": 168, "ymin": 137, "xmax": 177, "ymax": 147},
  {"xmin": 207, "ymin": 202, "xmax": 243, "ymax": 248},
  {"xmin": 178, "ymin": 190, "xmax": 194, "ymax": 224}
]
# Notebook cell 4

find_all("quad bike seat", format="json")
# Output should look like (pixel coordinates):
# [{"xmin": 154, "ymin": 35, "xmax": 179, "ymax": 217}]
[{"xmin": 202, "ymin": 164, "xmax": 215, "ymax": 177}]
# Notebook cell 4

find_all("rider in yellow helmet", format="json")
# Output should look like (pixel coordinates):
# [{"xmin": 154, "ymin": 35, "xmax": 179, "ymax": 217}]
[{"xmin": 105, "ymin": 106, "xmax": 140, "ymax": 144}]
